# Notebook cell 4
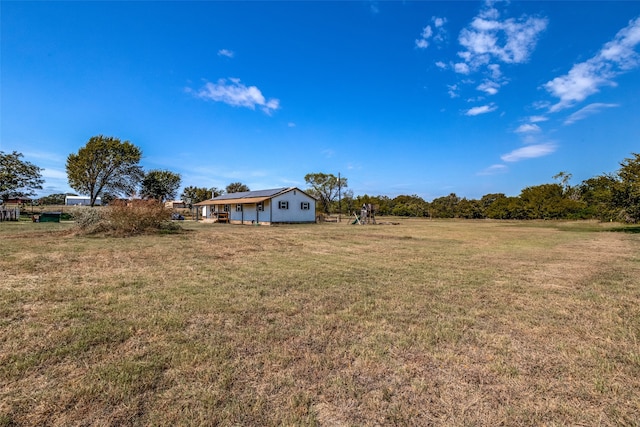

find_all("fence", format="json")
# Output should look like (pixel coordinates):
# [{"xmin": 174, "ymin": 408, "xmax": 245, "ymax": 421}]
[{"xmin": 0, "ymin": 207, "xmax": 20, "ymax": 222}]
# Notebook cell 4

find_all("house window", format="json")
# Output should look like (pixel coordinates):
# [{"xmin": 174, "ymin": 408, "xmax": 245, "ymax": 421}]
[
  {"xmin": 224, "ymin": 204, "xmax": 230, "ymax": 212},
  {"xmin": 301, "ymin": 202, "xmax": 310, "ymax": 210},
  {"xmin": 257, "ymin": 202, "xmax": 264, "ymax": 211},
  {"xmin": 279, "ymin": 201, "xmax": 289, "ymax": 209},
  {"xmin": 236, "ymin": 204, "xmax": 243, "ymax": 212}
]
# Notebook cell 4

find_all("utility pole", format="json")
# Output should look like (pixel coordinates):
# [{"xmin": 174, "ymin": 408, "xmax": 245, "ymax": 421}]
[{"xmin": 338, "ymin": 172, "xmax": 341, "ymax": 223}]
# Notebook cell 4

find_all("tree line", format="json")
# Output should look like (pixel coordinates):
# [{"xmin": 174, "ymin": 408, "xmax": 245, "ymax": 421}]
[
  {"xmin": 1, "ymin": 135, "xmax": 638, "ymax": 223},
  {"xmin": 1, "ymin": 136, "xmax": 253, "ymax": 208},
  {"xmin": 301, "ymin": 157, "xmax": 640, "ymax": 224}
]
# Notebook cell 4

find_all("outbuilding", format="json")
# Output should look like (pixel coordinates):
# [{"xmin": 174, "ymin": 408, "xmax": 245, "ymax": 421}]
[
  {"xmin": 65, "ymin": 195, "xmax": 101, "ymax": 206},
  {"xmin": 195, "ymin": 187, "xmax": 316, "ymax": 225}
]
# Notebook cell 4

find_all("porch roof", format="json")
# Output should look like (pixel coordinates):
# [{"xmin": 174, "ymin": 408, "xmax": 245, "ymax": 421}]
[{"xmin": 195, "ymin": 196, "xmax": 270, "ymax": 206}]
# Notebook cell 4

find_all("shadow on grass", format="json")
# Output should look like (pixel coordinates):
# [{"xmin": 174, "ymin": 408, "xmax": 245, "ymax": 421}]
[{"xmin": 610, "ymin": 226, "xmax": 640, "ymax": 234}]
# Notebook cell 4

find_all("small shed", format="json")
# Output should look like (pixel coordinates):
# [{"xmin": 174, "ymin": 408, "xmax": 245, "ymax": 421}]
[{"xmin": 35, "ymin": 212, "xmax": 62, "ymax": 223}]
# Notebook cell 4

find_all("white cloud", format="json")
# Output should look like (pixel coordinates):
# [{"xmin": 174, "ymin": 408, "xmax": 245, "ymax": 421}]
[
  {"xmin": 42, "ymin": 168, "xmax": 67, "ymax": 180},
  {"xmin": 544, "ymin": 17, "xmax": 640, "ymax": 112},
  {"xmin": 435, "ymin": 61, "xmax": 447, "ymax": 69},
  {"xmin": 421, "ymin": 25, "xmax": 433, "ymax": 39},
  {"xmin": 447, "ymin": 84, "xmax": 459, "ymax": 98},
  {"xmin": 454, "ymin": 62, "xmax": 471, "ymax": 74},
  {"xmin": 477, "ymin": 80, "xmax": 500, "ymax": 95},
  {"xmin": 416, "ymin": 38, "xmax": 429, "ymax": 49},
  {"xmin": 543, "ymin": 62, "xmax": 613, "ymax": 112},
  {"xmin": 454, "ymin": 1, "xmax": 547, "ymax": 95},
  {"xmin": 416, "ymin": 16, "xmax": 447, "ymax": 49},
  {"xmin": 501, "ymin": 142, "xmax": 556, "ymax": 162},
  {"xmin": 529, "ymin": 115, "xmax": 548, "ymax": 123},
  {"xmin": 514, "ymin": 123, "xmax": 541, "ymax": 133},
  {"xmin": 191, "ymin": 78, "xmax": 280, "ymax": 114},
  {"xmin": 487, "ymin": 63, "xmax": 502, "ymax": 79},
  {"xmin": 416, "ymin": 25, "xmax": 433, "ymax": 49},
  {"xmin": 458, "ymin": 3, "xmax": 547, "ymax": 66},
  {"xmin": 217, "ymin": 49, "xmax": 234, "ymax": 58},
  {"xmin": 465, "ymin": 104, "xmax": 497, "ymax": 116},
  {"xmin": 563, "ymin": 103, "xmax": 619, "ymax": 125},
  {"xmin": 477, "ymin": 164, "xmax": 508, "ymax": 175}
]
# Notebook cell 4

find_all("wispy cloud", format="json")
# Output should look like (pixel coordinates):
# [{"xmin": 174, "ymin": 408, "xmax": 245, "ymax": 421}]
[
  {"xmin": 322, "ymin": 149, "xmax": 335, "ymax": 158},
  {"xmin": 501, "ymin": 142, "xmax": 556, "ymax": 162},
  {"xmin": 368, "ymin": 1, "xmax": 379, "ymax": 15},
  {"xmin": 416, "ymin": 16, "xmax": 447, "ymax": 49},
  {"xmin": 41, "ymin": 168, "xmax": 67, "ymax": 180},
  {"xmin": 287, "ymin": 122, "xmax": 296, "ymax": 128},
  {"xmin": 190, "ymin": 78, "xmax": 280, "ymax": 114},
  {"xmin": 447, "ymin": 84, "xmax": 459, "ymax": 98},
  {"xmin": 477, "ymin": 164, "xmax": 508, "ymax": 175},
  {"xmin": 564, "ymin": 103, "xmax": 619, "ymax": 125},
  {"xmin": 529, "ymin": 115, "xmax": 548, "ymax": 123},
  {"xmin": 455, "ymin": 1, "xmax": 547, "ymax": 95},
  {"xmin": 454, "ymin": 62, "xmax": 471, "ymax": 74},
  {"xmin": 217, "ymin": 49, "xmax": 234, "ymax": 58},
  {"xmin": 458, "ymin": 3, "xmax": 547, "ymax": 65},
  {"xmin": 465, "ymin": 104, "xmax": 497, "ymax": 116},
  {"xmin": 514, "ymin": 123, "xmax": 541, "ymax": 133},
  {"xmin": 477, "ymin": 80, "xmax": 500, "ymax": 95},
  {"xmin": 544, "ymin": 17, "xmax": 640, "ymax": 112}
]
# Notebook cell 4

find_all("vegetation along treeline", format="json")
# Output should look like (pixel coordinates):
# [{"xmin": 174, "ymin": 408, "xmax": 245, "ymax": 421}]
[{"xmin": 1, "ymin": 135, "xmax": 639, "ymax": 223}]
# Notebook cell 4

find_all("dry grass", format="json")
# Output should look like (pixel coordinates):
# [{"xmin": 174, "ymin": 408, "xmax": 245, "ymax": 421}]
[{"xmin": 1, "ymin": 219, "xmax": 639, "ymax": 426}]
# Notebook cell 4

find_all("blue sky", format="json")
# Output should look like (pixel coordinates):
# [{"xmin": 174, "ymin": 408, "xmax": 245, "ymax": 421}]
[{"xmin": 2, "ymin": 1, "xmax": 640, "ymax": 201}]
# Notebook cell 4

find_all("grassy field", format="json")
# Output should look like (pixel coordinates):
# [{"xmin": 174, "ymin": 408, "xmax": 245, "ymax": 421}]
[{"xmin": 1, "ymin": 218, "xmax": 639, "ymax": 426}]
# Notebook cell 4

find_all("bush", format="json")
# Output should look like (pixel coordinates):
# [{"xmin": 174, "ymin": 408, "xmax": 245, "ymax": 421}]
[
  {"xmin": 71, "ymin": 206, "xmax": 107, "ymax": 234},
  {"xmin": 73, "ymin": 200, "xmax": 180, "ymax": 236}
]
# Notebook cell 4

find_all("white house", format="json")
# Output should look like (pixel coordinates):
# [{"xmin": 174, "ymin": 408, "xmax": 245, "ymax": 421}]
[
  {"xmin": 65, "ymin": 195, "xmax": 102, "ymax": 206},
  {"xmin": 195, "ymin": 187, "xmax": 316, "ymax": 225}
]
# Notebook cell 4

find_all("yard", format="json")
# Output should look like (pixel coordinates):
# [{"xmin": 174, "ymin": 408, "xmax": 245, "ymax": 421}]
[{"xmin": 1, "ymin": 219, "xmax": 639, "ymax": 425}]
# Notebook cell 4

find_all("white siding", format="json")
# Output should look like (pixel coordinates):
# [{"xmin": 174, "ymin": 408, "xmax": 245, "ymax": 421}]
[
  {"xmin": 271, "ymin": 189, "xmax": 316, "ymax": 223},
  {"xmin": 65, "ymin": 196, "xmax": 101, "ymax": 206},
  {"xmin": 197, "ymin": 187, "xmax": 315, "ymax": 224}
]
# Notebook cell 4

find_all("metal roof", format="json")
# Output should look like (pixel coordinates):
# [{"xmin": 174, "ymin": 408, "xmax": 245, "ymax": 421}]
[
  {"xmin": 194, "ymin": 187, "xmax": 294, "ymax": 206},
  {"xmin": 212, "ymin": 187, "xmax": 289, "ymax": 201},
  {"xmin": 195, "ymin": 196, "xmax": 271, "ymax": 206}
]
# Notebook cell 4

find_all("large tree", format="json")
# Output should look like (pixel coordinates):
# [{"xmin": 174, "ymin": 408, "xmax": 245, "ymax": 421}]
[
  {"xmin": 66, "ymin": 135, "xmax": 144, "ymax": 206},
  {"xmin": 579, "ymin": 174, "xmax": 619, "ymax": 221},
  {"xmin": 140, "ymin": 170, "xmax": 181, "ymax": 203},
  {"xmin": 304, "ymin": 172, "xmax": 347, "ymax": 214},
  {"xmin": 391, "ymin": 194, "xmax": 428, "ymax": 217},
  {"xmin": 430, "ymin": 193, "xmax": 461, "ymax": 218},
  {"xmin": 226, "ymin": 182, "xmax": 250, "ymax": 193},
  {"xmin": 181, "ymin": 186, "xmax": 224, "ymax": 208},
  {"xmin": 0, "ymin": 151, "xmax": 44, "ymax": 200},
  {"xmin": 616, "ymin": 152, "xmax": 640, "ymax": 223}
]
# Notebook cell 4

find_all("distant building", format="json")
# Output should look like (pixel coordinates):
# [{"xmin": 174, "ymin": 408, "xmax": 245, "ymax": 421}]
[
  {"xmin": 195, "ymin": 187, "xmax": 316, "ymax": 225},
  {"xmin": 65, "ymin": 195, "xmax": 102, "ymax": 206},
  {"xmin": 1, "ymin": 197, "xmax": 33, "ymax": 206},
  {"xmin": 165, "ymin": 200, "xmax": 186, "ymax": 209}
]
